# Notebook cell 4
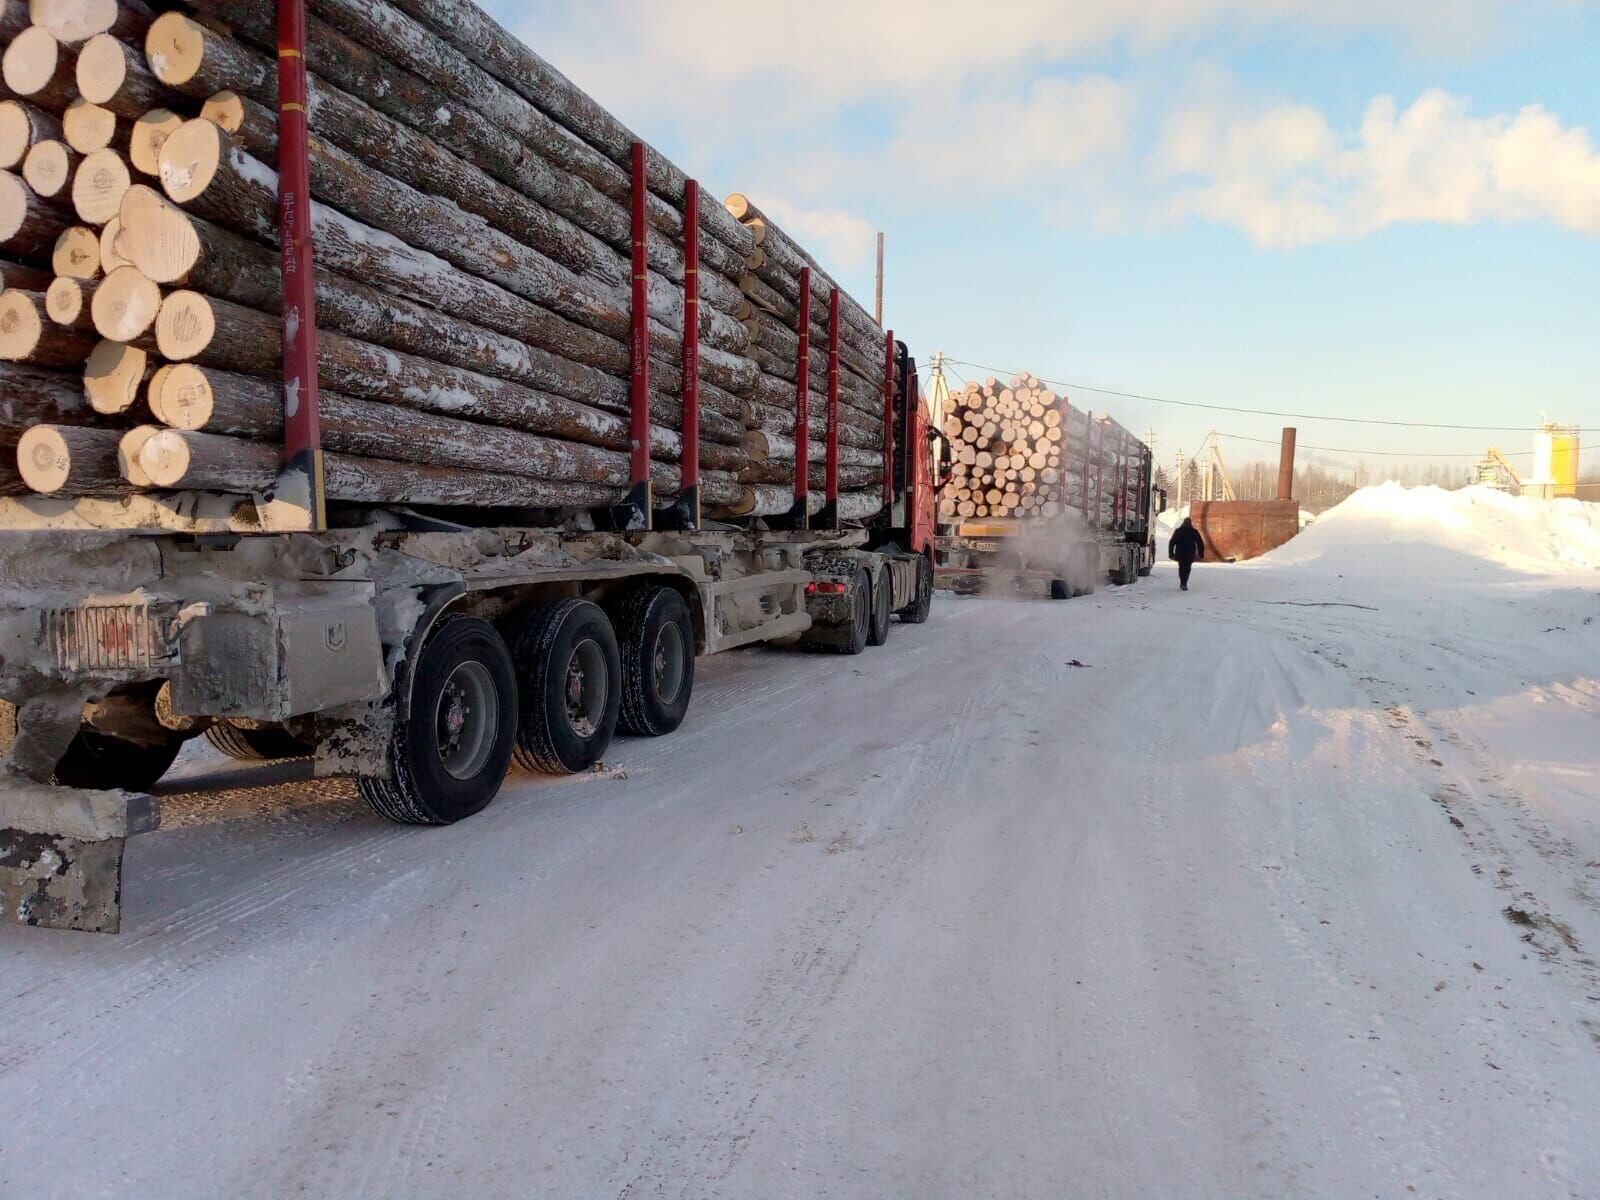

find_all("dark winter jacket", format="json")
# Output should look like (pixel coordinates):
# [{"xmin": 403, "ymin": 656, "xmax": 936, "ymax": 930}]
[{"xmin": 1168, "ymin": 520, "xmax": 1205, "ymax": 563}]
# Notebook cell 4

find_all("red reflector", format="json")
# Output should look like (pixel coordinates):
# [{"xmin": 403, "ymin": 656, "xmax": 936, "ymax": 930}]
[{"xmin": 810, "ymin": 581, "xmax": 847, "ymax": 595}]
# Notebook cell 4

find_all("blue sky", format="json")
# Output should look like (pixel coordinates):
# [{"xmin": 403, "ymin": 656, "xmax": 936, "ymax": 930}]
[{"xmin": 495, "ymin": 1, "xmax": 1599, "ymax": 476}]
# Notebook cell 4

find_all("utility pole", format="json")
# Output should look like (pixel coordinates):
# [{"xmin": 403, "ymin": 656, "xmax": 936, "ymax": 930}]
[
  {"xmin": 1174, "ymin": 449, "xmax": 1185, "ymax": 513},
  {"xmin": 874, "ymin": 232, "xmax": 884, "ymax": 325}
]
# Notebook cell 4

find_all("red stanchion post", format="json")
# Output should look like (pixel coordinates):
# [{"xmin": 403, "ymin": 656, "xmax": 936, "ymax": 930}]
[
  {"xmin": 882, "ymin": 329, "xmax": 895, "ymax": 512},
  {"xmin": 275, "ymin": 0, "xmax": 323, "ymax": 528},
  {"xmin": 820, "ymin": 289, "xmax": 841, "ymax": 528},
  {"xmin": 780, "ymin": 267, "xmax": 811, "ymax": 529},
  {"xmin": 609, "ymin": 140, "xmax": 651, "ymax": 530},
  {"xmin": 668, "ymin": 177, "xmax": 700, "ymax": 530}
]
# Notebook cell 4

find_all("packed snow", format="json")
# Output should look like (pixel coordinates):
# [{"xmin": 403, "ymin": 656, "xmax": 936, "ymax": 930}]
[{"xmin": 2, "ymin": 485, "xmax": 1597, "ymax": 1198}]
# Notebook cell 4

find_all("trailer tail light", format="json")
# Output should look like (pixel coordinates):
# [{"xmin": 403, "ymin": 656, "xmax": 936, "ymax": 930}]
[{"xmin": 806, "ymin": 581, "xmax": 847, "ymax": 596}]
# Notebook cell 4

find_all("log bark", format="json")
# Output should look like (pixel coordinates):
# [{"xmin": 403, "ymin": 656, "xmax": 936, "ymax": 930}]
[
  {"xmin": 0, "ymin": 169, "xmax": 73, "ymax": 259},
  {"xmin": 0, "ymin": 254, "xmax": 51, "ymax": 289},
  {"xmin": 0, "ymin": 99, "xmax": 61, "ymax": 170},
  {"xmin": 747, "ymin": 400, "xmax": 881, "ymax": 450},
  {"xmin": 16, "ymin": 422, "xmax": 124, "ymax": 493},
  {"xmin": 116, "ymin": 193, "xmax": 750, "ymax": 432},
  {"xmin": 0, "ymin": 359, "xmax": 115, "ymax": 433},
  {"xmin": 741, "ymin": 430, "xmax": 879, "ymax": 469},
  {"xmin": 157, "ymin": 116, "xmax": 749, "ymax": 357},
  {"xmin": 155, "ymin": 6, "xmax": 750, "ymax": 297},
  {"xmin": 147, "ymin": 123, "xmax": 755, "ymax": 392},
  {"xmin": 717, "ymin": 485, "xmax": 881, "ymax": 521},
  {"xmin": 738, "ymin": 462, "xmax": 878, "ymax": 490},
  {"xmin": 137, "ymin": 429, "xmax": 747, "ymax": 509},
  {"xmin": 728, "ymin": 197, "xmax": 884, "ymax": 348},
  {"xmin": 297, "ymin": 0, "xmax": 754, "ymax": 262},
  {"xmin": 0, "ymin": 286, "xmax": 95, "ymax": 363},
  {"xmin": 379, "ymin": 0, "xmax": 757, "ymax": 266}
]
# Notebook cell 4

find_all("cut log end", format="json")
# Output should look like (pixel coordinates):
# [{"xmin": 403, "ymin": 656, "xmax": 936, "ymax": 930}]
[
  {"xmin": 146, "ymin": 360, "xmax": 212, "ymax": 429},
  {"xmin": 199, "ymin": 90, "xmax": 243, "ymax": 135},
  {"xmin": 154, "ymin": 287, "xmax": 213, "ymax": 360},
  {"xmin": 118, "ymin": 424, "xmax": 160, "ymax": 486},
  {"xmin": 2, "ymin": 27, "xmax": 61, "ymax": 98},
  {"xmin": 44, "ymin": 273, "xmax": 88, "ymax": 324},
  {"xmin": 71, "ymin": 146, "xmax": 130, "ymax": 226},
  {"xmin": 21, "ymin": 138, "xmax": 72, "ymax": 198},
  {"xmin": 128, "ymin": 108, "xmax": 181, "ymax": 176},
  {"xmin": 143, "ymin": 12, "xmax": 207, "ymax": 89},
  {"xmin": 17, "ymin": 423, "xmax": 121, "ymax": 494},
  {"xmin": 83, "ymin": 336, "xmax": 147, "ymax": 413},
  {"xmin": 90, "ymin": 263, "xmax": 160, "ymax": 341},
  {"xmin": 0, "ymin": 169, "xmax": 29, "ymax": 243},
  {"xmin": 155, "ymin": 116, "xmax": 222, "ymax": 204},
  {"xmin": 0, "ymin": 287, "xmax": 43, "ymax": 359},
  {"xmin": 74, "ymin": 32, "xmax": 128, "ymax": 105},
  {"xmin": 50, "ymin": 223, "xmax": 100, "ymax": 278},
  {"xmin": 27, "ymin": 0, "xmax": 118, "ymax": 45},
  {"xmin": 114, "ymin": 182, "xmax": 197, "ymax": 282},
  {"xmin": 136, "ymin": 426, "xmax": 191, "ymax": 487},
  {"xmin": 0, "ymin": 101, "xmax": 35, "ymax": 170},
  {"xmin": 62, "ymin": 97, "xmax": 116, "ymax": 154},
  {"xmin": 98, "ymin": 213, "xmax": 130, "ymax": 271}
]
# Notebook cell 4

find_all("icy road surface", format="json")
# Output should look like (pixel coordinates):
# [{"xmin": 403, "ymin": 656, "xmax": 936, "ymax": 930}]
[{"xmin": 4, "ymin": 494, "xmax": 1599, "ymax": 1198}]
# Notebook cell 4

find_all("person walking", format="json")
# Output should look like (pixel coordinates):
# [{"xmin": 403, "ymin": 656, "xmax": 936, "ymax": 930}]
[{"xmin": 1168, "ymin": 516, "xmax": 1205, "ymax": 591}]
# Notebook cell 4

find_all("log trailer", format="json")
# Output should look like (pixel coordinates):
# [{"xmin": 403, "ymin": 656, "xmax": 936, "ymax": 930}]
[
  {"xmin": 0, "ymin": 5, "xmax": 945, "ymax": 933},
  {"xmin": 0, "ymin": 338, "xmax": 940, "ymax": 935},
  {"xmin": 935, "ymin": 381, "xmax": 1159, "ymax": 597}
]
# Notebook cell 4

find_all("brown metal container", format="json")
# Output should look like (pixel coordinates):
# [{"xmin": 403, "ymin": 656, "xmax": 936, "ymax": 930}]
[{"xmin": 1189, "ymin": 499, "xmax": 1299, "ymax": 562}]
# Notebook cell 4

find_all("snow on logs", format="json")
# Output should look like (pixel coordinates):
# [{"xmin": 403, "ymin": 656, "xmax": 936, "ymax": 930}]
[{"xmin": 0, "ymin": 0, "xmax": 887, "ymax": 523}]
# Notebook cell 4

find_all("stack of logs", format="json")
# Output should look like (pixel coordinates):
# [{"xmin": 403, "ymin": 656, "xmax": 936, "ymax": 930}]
[
  {"xmin": 0, "ymin": 0, "xmax": 888, "ymax": 523},
  {"xmin": 941, "ymin": 374, "xmax": 1073, "ymax": 521}
]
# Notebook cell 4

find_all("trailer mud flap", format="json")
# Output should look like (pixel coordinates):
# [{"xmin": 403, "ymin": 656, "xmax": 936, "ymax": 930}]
[{"xmin": 0, "ymin": 781, "xmax": 158, "ymax": 934}]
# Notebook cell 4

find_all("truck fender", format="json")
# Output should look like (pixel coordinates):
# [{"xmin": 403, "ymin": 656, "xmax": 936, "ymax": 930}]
[{"xmin": 391, "ymin": 583, "xmax": 469, "ymax": 729}]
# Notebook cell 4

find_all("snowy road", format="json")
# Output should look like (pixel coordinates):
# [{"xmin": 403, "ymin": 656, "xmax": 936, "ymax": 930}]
[{"xmin": 4, "ymin": 526, "xmax": 1599, "ymax": 1196}]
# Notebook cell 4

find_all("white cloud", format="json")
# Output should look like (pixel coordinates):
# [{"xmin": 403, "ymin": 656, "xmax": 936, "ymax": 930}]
[
  {"xmin": 1159, "ymin": 90, "xmax": 1600, "ymax": 247},
  {"xmin": 506, "ymin": 0, "xmax": 1546, "ymax": 132},
  {"xmin": 757, "ymin": 197, "xmax": 879, "ymax": 272}
]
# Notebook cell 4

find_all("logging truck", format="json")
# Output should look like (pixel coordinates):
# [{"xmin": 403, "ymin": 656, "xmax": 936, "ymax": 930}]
[
  {"xmin": 934, "ymin": 368, "xmax": 1159, "ymax": 597},
  {"xmin": 0, "ymin": 341, "xmax": 941, "ymax": 934}
]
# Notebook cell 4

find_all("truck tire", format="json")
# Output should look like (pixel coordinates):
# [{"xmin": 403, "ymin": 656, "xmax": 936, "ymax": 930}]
[
  {"xmin": 1, "ymin": 697, "xmax": 182, "ymax": 790},
  {"xmin": 832, "ymin": 569, "xmax": 871, "ymax": 656},
  {"xmin": 897, "ymin": 557, "xmax": 934, "ymax": 624},
  {"xmin": 615, "ymin": 585, "xmax": 695, "ymax": 738},
  {"xmin": 511, "ymin": 599, "xmax": 621, "ymax": 774},
  {"xmin": 1049, "ymin": 580, "xmax": 1071, "ymax": 601},
  {"xmin": 866, "ymin": 565, "xmax": 892, "ymax": 647},
  {"xmin": 53, "ymin": 729, "xmax": 184, "ymax": 792},
  {"xmin": 204, "ymin": 721, "xmax": 313, "ymax": 762},
  {"xmin": 359, "ymin": 616, "xmax": 518, "ymax": 826}
]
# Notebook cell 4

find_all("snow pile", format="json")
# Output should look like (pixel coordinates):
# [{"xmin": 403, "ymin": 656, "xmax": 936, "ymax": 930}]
[{"xmin": 1265, "ymin": 483, "xmax": 1600, "ymax": 577}]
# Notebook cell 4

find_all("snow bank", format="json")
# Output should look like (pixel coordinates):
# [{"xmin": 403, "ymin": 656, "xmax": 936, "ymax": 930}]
[{"xmin": 1265, "ymin": 483, "xmax": 1600, "ymax": 576}]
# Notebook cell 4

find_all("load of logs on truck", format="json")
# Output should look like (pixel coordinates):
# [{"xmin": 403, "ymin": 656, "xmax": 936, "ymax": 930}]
[
  {"xmin": 935, "ymin": 368, "xmax": 1161, "ymax": 597},
  {"xmin": 0, "ymin": 0, "xmax": 945, "ymax": 933}
]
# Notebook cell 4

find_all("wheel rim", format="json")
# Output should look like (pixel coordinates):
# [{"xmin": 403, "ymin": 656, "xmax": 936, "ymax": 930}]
[
  {"xmin": 652, "ymin": 620, "xmax": 687, "ymax": 705},
  {"xmin": 435, "ymin": 660, "xmax": 499, "ymax": 781},
  {"xmin": 563, "ymin": 637, "xmax": 608, "ymax": 739}
]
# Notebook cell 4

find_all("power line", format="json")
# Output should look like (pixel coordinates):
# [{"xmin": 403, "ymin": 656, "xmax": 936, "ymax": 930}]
[
  {"xmin": 1212, "ymin": 432, "xmax": 1530, "ymax": 459},
  {"xmin": 941, "ymin": 358, "xmax": 1594, "ymax": 435}
]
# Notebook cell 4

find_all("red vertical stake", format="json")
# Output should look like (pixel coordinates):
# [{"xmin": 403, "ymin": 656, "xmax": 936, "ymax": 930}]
[
  {"xmin": 276, "ymin": 0, "xmax": 322, "ymax": 528},
  {"xmin": 1092, "ymin": 418, "xmax": 1105, "ymax": 530},
  {"xmin": 618, "ymin": 139, "xmax": 651, "ymax": 529},
  {"xmin": 676, "ymin": 178, "xmax": 700, "ymax": 528},
  {"xmin": 790, "ymin": 267, "xmax": 811, "ymax": 526},
  {"xmin": 824, "ymin": 289, "xmax": 841, "ymax": 527},
  {"xmin": 882, "ymin": 329, "xmax": 895, "ymax": 511},
  {"xmin": 1081, "ymin": 411, "xmax": 1093, "ymax": 522}
]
